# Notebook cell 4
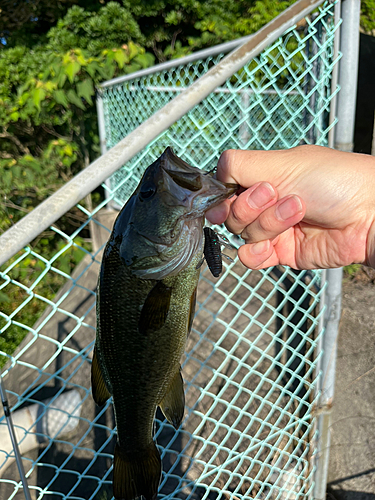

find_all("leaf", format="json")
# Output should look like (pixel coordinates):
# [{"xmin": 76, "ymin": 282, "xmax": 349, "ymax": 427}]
[
  {"xmin": 57, "ymin": 71, "xmax": 67, "ymax": 88},
  {"xmin": 85, "ymin": 61, "xmax": 101, "ymax": 79},
  {"xmin": 128, "ymin": 41, "xmax": 140, "ymax": 60},
  {"xmin": 18, "ymin": 92, "xmax": 30, "ymax": 106},
  {"xmin": 65, "ymin": 60, "xmax": 81, "ymax": 83},
  {"xmin": 3, "ymin": 170, "xmax": 12, "ymax": 189},
  {"xmin": 98, "ymin": 63, "xmax": 115, "ymax": 81},
  {"xmin": 76, "ymin": 79, "xmax": 94, "ymax": 104},
  {"xmin": 53, "ymin": 89, "xmax": 69, "ymax": 108},
  {"xmin": 10, "ymin": 111, "xmax": 20, "ymax": 121},
  {"xmin": 114, "ymin": 50, "xmax": 128, "ymax": 69},
  {"xmin": 63, "ymin": 144, "xmax": 73, "ymax": 156},
  {"xmin": 66, "ymin": 89, "xmax": 85, "ymax": 110},
  {"xmin": 32, "ymin": 87, "xmax": 46, "ymax": 111},
  {"xmin": 124, "ymin": 63, "xmax": 141, "ymax": 75},
  {"xmin": 58, "ymin": 254, "xmax": 71, "ymax": 275},
  {"xmin": 134, "ymin": 53, "xmax": 154, "ymax": 69},
  {"xmin": 44, "ymin": 81, "xmax": 56, "ymax": 92}
]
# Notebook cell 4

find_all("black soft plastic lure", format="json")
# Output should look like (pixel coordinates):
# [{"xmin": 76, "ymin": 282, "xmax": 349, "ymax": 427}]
[
  {"xmin": 203, "ymin": 227, "xmax": 235, "ymax": 278},
  {"xmin": 203, "ymin": 227, "xmax": 222, "ymax": 277}
]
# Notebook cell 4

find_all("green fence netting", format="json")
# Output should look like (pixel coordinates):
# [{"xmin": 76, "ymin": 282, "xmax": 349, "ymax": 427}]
[{"xmin": 0, "ymin": 3, "xmax": 339, "ymax": 500}]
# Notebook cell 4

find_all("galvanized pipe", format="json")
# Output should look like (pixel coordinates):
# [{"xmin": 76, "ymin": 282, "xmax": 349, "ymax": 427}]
[
  {"xmin": 96, "ymin": 92, "xmax": 107, "ymax": 157},
  {"xmin": 328, "ymin": 0, "xmax": 342, "ymax": 149},
  {"xmin": 314, "ymin": 0, "xmax": 361, "ymax": 497},
  {"xmin": 0, "ymin": 372, "xmax": 32, "ymax": 500},
  {"xmin": 314, "ymin": 268, "xmax": 343, "ymax": 499},
  {"xmin": 334, "ymin": 0, "xmax": 361, "ymax": 151},
  {"xmin": 0, "ymin": 0, "xmax": 327, "ymax": 268}
]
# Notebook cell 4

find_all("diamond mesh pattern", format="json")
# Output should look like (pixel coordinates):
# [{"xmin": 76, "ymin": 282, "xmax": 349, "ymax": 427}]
[{"xmin": 0, "ymin": 3, "xmax": 338, "ymax": 500}]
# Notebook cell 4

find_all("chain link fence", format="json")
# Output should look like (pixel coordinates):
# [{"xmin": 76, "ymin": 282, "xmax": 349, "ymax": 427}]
[{"xmin": 0, "ymin": 2, "xmax": 340, "ymax": 499}]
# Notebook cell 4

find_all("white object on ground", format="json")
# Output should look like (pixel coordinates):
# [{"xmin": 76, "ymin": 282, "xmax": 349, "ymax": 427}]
[{"xmin": 0, "ymin": 389, "xmax": 82, "ymax": 477}]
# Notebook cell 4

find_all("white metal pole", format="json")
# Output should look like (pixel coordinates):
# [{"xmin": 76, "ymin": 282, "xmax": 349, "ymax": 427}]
[
  {"xmin": 334, "ymin": 0, "xmax": 361, "ymax": 152},
  {"xmin": 314, "ymin": 0, "xmax": 361, "ymax": 497},
  {"xmin": 96, "ymin": 90, "xmax": 113, "ymax": 205},
  {"xmin": 328, "ymin": 0, "xmax": 342, "ymax": 149},
  {"xmin": 0, "ymin": 372, "xmax": 32, "ymax": 500}
]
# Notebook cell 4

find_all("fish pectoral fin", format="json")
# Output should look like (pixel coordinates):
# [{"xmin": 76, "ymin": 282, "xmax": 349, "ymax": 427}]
[
  {"xmin": 114, "ymin": 441, "xmax": 161, "ymax": 500},
  {"xmin": 159, "ymin": 368, "xmax": 185, "ymax": 429},
  {"xmin": 91, "ymin": 345, "xmax": 111, "ymax": 406},
  {"xmin": 138, "ymin": 281, "xmax": 172, "ymax": 333}
]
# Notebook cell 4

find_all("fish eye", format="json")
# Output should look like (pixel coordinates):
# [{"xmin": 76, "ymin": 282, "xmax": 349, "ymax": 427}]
[{"xmin": 139, "ymin": 182, "xmax": 156, "ymax": 200}]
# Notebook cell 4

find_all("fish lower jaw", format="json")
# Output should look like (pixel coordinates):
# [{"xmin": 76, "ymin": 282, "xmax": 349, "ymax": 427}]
[{"xmin": 130, "ymin": 222, "xmax": 203, "ymax": 280}]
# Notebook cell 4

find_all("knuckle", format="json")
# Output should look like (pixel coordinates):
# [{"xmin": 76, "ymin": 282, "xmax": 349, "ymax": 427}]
[
  {"xmin": 258, "ymin": 215, "xmax": 275, "ymax": 234},
  {"xmin": 217, "ymin": 149, "xmax": 237, "ymax": 177},
  {"xmin": 241, "ymin": 230, "xmax": 254, "ymax": 243},
  {"xmin": 231, "ymin": 199, "xmax": 250, "ymax": 226},
  {"xmin": 225, "ymin": 221, "xmax": 241, "ymax": 235}
]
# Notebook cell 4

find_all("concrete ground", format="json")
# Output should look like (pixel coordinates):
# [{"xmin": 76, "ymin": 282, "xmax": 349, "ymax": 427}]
[{"xmin": 327, "ymin": 278, "xmax": 375, "ymax": 499}]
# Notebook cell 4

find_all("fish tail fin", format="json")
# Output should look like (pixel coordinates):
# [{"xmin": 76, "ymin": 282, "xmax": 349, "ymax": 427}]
[{"xmin": 113, "ymin": 441, "xmax": 161, "ymax": 500}]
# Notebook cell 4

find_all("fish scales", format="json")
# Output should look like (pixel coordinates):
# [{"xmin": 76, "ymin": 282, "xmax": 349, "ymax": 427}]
[
  {"xmin": 97, "ymin": 251, "xmax": 200, "ymax": 448},
  {"xmin": 92, "ymin": 147, "xmax": 237, "ymax": 500}
]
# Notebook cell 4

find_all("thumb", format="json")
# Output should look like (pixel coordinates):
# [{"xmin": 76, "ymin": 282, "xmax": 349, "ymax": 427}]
[{"xmin": 216, "ymin": 149, "xmax": 292, "ymax": 188}]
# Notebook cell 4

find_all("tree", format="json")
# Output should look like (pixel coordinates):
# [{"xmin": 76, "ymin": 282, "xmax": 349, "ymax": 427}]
[
  {"xmin": 3, "ymin": 0, "xmax": 375, "ymax": 61},
  {"xmin": 0, "ymin": 3, "xmax": 155, "ymax": 234},
  {"xmin": 122, "ymin": 0, "xmax": 296, "ymax": 61},
  {"xmin": 0, "ymin": 0, "xmax": 130, "ymax": 48}
]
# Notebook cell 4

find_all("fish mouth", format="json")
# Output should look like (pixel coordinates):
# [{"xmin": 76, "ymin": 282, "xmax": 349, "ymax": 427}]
[
  {"xmin": 160, "ymin": 147, "xmax": 238, "ymax": 218},
  {"xmin": 186, "ymin": 180, "xmax": 238, "ymax": 218}
]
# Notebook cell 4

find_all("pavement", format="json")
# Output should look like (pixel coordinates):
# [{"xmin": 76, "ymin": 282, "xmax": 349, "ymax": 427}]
[{"xmin": 327, "ymin": 280, "xmax": 375, "ymax": 499}]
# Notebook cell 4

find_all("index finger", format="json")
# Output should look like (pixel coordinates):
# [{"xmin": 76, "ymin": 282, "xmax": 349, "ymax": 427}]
[{"xmin": 216, "ymin": 149, "xmax": 291, "ymax": 188}]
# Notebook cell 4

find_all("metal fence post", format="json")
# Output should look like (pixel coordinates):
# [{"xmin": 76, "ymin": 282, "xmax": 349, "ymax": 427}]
[
  {"xmin": 314, "ymin": 0, "xmax": 361, "ymax": 497},
  {"xmin": 334, "ymin": 0, "xmax": 361, "ymax": 152},
  {"xmin": 96, "ymin": 91, "xmax": 113, "ymax": 204},
  {"xmin": 314, "ymin": 268, "xmax": 343, "ymax": 499}
]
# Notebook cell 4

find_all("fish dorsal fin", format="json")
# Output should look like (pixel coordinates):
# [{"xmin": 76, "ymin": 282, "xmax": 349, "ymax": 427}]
[
  {"xmin": 138, "ymin": 281, "xmax": 172, "ymax": 333},
  {"xmin": 91, "ymin": 345, "xmax": 111, "ymax": 406},
  {"xmin": 159, "ymin": 368, "xmax": 185, "ymax": 429}
]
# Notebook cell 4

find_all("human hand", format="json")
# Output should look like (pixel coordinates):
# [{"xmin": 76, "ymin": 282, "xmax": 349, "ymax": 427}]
[{"xmin": 206, "ymin": 146, "xmax": 375, "ymax": 270}]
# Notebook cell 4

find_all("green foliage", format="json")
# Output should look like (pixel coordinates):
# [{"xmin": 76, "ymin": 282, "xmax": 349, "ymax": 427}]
[
  {"xmin": 2, "ymin": 0, "xmax": 375, "ymax": 58},
  {"xmin": 343, "ymin": 264, "xmax": 362, "ymax": 279},
  {"xmin": 0, "ymin": 140, "xmax": 79, "ymax": 230},
  {"xmin": 0, "ymin": 0, "xmax": 133, "ymax": 49},
  {"xmin": 0, "ymin": 40, "xmax": 154, "ymax": 214},
  {"xmin": 47, "ymin": 3, "xmax": 145, "ymax": 54},
  {"xmin": 361, "ymin": 0, "xmax": 375, "ymax": 34},
  {"xmin": 122, "ymin": 0, "xmax": 297, "ymax": 60},
  {"xmin": 1, "ymin": 42, "xmax": 152, "ymax": 127},
  {"xmin": 0, "ymin": 3, "xmax": 154, "ymax": 364},
  {"xmin": 0, "ymin": 237, "xmax": 90, "ymax": 368},
  {"xmin": 0, "ymin": 39, "xmax": 153, "ymax": 233}
]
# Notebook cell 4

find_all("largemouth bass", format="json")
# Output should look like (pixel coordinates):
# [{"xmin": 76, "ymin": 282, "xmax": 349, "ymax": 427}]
[{"xmin": 92, "ymin": 147, "xmax": 237, "ymax": 500}]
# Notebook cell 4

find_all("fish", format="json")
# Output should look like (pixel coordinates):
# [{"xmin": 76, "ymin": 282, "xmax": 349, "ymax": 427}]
[{"xmin": 92, "ymin": 147, "xmax": 238, "ymax": 500}]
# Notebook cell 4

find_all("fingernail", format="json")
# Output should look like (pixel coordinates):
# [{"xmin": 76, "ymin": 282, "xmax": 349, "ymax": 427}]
[
  {"xmin": 276, "ymin": 196, "xmax": 302, "ymax": 221},
  {"xmin": 251, "ymin": 240, "xmax": 270, "ymax": 255},
  {"xmin": 247, "ymin": 182, "xmax": 275, "ymax": 209}
]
